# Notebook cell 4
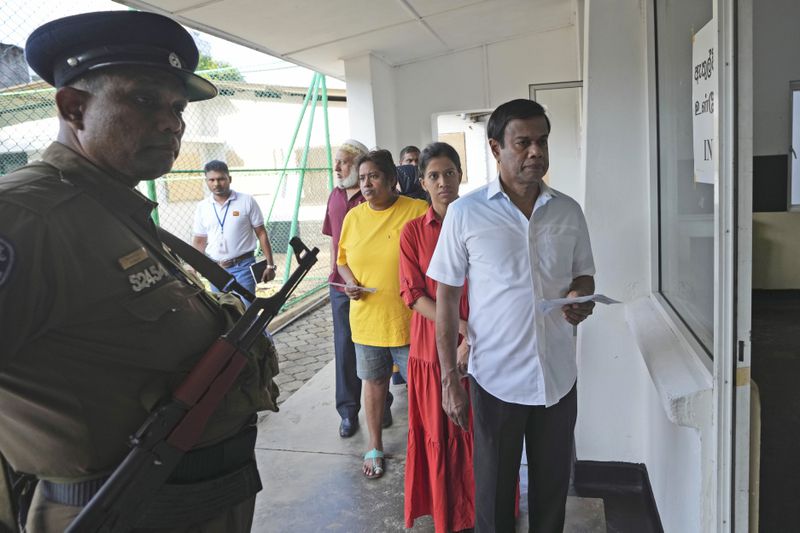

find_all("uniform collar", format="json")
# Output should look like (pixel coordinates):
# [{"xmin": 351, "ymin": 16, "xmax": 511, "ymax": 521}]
[{"xmin": 41, "ymin": 142, "xmax": 156, "ymax": 217}]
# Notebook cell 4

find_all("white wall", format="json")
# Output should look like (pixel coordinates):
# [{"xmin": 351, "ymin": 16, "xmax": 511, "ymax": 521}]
[
  {"xmin": 581, "ymin": 0, "xmax": 651, "ymax": 461},
  {"xmin": 394, "ymin": 47, "xmax": 487, "ymax": 155},
  {"xmin": 392, "ymin": 26, "xmax": 580, "ymax": 157},
  {"xmin": 753, "ymin": 0, "xmax": 800, "ymax": 156},
  {"xmin": 581, "ymin": 1, "xmax": 705, "ymax": 531}
]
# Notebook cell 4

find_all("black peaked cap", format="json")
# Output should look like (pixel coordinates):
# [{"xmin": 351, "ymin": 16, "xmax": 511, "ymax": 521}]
[{"xmin": 25, "ymin": 10, "xmax": 217, "ymax": 101}]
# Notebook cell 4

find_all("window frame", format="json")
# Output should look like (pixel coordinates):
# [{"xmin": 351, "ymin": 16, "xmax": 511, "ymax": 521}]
[
  {"xmin": 651, "ymin": 0, "xmax": 716, "ymax": 360},
  {"xmin": 788, "ymin": 80, "xmax": 800, "ymax": 211}
]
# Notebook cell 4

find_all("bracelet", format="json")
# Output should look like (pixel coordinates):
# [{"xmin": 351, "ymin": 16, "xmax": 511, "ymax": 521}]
[{"xmin": 265, "ymin": 264, "xmax": 276, "ymax": 270}]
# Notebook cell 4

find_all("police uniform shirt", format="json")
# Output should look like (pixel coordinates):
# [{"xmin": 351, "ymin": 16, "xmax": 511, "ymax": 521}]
[{"xmin": 0, "ymin": 142, "xmax": 272, "ymax": 481}]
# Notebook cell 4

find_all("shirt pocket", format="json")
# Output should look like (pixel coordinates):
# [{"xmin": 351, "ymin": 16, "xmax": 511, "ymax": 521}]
[
  {"xmin": 536, "ymin": 233, "xmax": 577, "ymax": 285},
  {"xmin": 122, "ymin": 279, "xmax": 202, "ymax": 321}
]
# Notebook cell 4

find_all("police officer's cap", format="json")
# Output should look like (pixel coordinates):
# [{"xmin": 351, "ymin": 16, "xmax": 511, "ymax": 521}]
[{"xmin": 25, "ymin": 11, "xmax": 217, "ymax": 102}]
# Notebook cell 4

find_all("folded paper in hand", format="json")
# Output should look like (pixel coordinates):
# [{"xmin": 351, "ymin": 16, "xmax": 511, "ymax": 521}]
[
  {"xmin": 329, "ymin": 281, "xmax": 377, "ymax": 293},
  {"xmin": 537, "ymin": 294, "xmax": 621, "ymax": 314}
]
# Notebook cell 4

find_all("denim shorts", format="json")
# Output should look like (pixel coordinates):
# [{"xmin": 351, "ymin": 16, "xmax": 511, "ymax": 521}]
[{"xmin": 354, "ymin": 343, "xmax": 409, "ymax": 381}]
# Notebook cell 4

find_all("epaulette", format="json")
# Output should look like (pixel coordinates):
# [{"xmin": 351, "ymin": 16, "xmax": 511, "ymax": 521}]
[{"xmin": 0, "ymin": 161, "xmax": 82, "ymax": 216}]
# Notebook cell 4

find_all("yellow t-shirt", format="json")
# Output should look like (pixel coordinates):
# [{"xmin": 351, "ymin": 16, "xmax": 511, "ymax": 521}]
[{"xmin": 337, "ymin": 195, "xmax": 428, "ymax": 346}]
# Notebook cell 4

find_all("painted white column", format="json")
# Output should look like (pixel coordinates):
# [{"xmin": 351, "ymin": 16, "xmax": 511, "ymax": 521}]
[
  {"xmin": 343, "ymin": 54, "xmax": 377, "ymax": 149},
  {"xmin": 342, "ymin": 53, "xmax": 398, "ymax": 154}
]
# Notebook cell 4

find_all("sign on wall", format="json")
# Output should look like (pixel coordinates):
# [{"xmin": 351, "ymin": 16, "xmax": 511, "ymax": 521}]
[{"xmin": 692, "ymin": 19, "xmax": 717, "ymax": 185}]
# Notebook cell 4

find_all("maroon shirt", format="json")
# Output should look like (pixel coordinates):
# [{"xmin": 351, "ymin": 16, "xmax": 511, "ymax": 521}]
[{"xmin": 322, "ymin": 187, "xmax": 365, "ymax": 290}]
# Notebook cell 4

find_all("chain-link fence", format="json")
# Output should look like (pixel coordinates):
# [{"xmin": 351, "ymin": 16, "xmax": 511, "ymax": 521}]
[{"xmin": 1, "ymin": 1, "xmax": 348, "ymax": 312}]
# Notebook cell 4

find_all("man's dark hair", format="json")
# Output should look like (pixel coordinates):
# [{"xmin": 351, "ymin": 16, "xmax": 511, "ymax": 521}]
[
  {"xmin": 419, "ymin": 142, "xmax": 462, "ymax": 176},
  {"xmin": 487, "ymin": 99, "xmax": 551, "ymax": 147},
  {"xmin": 399, "ymin": 145, "xmax": 420, "ymax": 160},
  {"xmin": 204, "ymin": 160, "xmax": 229, "ymax": 174},
  {"xmin": 356, "ymin": 149, "xmax": 397, "ymax": 186}
]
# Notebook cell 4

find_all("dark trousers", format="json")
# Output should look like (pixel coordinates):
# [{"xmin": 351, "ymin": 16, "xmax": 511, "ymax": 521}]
[
  {"xmin": 331, "ymin": 286, "xmax": 361, "ymax": 419},
  {"xmin": 470, "ymin": 378, "xmax": 577, "ymax": 533}
]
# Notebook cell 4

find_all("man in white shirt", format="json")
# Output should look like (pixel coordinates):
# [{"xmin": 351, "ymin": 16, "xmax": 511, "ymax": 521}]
[
  {"xmin": 428, "ymin": 99, "xmax": 596, "ymax": 533},
  {"xmin": 192, "ymin": 160, "xmax": 276, "ymax": 304}
]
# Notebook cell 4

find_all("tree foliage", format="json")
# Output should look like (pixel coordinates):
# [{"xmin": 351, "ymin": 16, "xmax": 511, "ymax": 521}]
[{"xmin": 197, "ymin": 54, "xmax": 244, "ymax": 82}]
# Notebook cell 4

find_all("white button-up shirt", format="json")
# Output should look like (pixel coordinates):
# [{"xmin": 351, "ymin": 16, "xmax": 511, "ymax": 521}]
[
  {"xmin": 192, "ymin": 190, "xmax": 264, "ymax": 261},
  {"xmin": 427, "ymin": 178, "xmax": 595, "ymax": 406}
]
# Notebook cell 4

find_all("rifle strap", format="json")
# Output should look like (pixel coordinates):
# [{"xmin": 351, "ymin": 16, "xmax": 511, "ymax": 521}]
[{"xmin": 156, "ymin": 228, "xmax": 256, "ymax": 303}]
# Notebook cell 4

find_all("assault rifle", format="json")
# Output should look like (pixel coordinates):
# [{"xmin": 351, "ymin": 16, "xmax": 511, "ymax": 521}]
[{"xmin": 65, "ymin": 237, "xmax": 318, "ymax": 533}]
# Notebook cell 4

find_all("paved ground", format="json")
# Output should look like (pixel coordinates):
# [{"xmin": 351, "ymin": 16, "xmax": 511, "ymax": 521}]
[
  {"xmin": 269, "ymin": 299, "xmax": 333, "ymax": 403},
  {"xmin": 257, "ymin": 298, "xmax": 607, "ymax": 532}
]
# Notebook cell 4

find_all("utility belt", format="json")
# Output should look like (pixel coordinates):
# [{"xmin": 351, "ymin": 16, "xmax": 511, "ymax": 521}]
[
  {"xmin": 40, "ymin": 425, "xmax": 260, "ymax": 528},
  {"xmin": 217, "ymin": 252, "xmax": 254, "ymax": 268}
]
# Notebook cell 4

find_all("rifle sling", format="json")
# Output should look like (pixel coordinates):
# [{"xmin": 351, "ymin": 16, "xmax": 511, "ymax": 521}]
[{"xmin": 156, "ymin": 228, "xmax": 256, "ymax": 303}]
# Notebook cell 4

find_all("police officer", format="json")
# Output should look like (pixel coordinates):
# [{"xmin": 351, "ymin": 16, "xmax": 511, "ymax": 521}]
[{"xmin": 0, "ymin": 11, "xmax": 278, "ymax": 532}]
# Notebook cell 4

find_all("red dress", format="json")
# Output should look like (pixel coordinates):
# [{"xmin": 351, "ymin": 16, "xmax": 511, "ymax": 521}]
[{"xmin": 400, "ymin": 207, "xmax": 473, "ymax": 533}]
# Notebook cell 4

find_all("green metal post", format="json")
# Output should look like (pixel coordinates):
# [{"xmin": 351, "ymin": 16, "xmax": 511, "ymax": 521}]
[
  {"xmin": 282, "ymin": 76, "xmax": 321, "ymax": 282},
  {"xmin": 321, "ymin": 75, "xmax": 334, "ymax": 191},
  {"xmin": 146, "ymin": 180, "xmax": 160, "ymax": 225},
  {"xmin": 265, "ymin": 73, "xmax": 320, "ymax": 223}
]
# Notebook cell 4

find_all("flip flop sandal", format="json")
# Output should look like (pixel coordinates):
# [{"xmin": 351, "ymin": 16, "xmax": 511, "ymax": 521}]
[{"xmin": 363, "ymin": 449, "xmax": 385, "ymax": 479}]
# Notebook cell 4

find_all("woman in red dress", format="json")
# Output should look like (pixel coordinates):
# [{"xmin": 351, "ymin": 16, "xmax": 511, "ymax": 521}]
[{"xmin": 400, "ymin": 142, "xmax": 473, "ymax": 532}]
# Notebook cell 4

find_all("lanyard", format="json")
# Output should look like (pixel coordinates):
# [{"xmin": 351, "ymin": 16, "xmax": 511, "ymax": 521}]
[{"xmin": 213, "ymin": 200, "xmax": 231, "ymax": 233}]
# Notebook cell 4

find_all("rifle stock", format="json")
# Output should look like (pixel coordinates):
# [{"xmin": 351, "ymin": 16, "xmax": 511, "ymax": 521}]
[{"xmin": 66, "ymin": 237, "xmax": 318, "ymax": 532}]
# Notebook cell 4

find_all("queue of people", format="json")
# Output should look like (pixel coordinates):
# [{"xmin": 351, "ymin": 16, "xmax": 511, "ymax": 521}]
[{"xmin": 322, "ymin": 100, "xmax": 597, "ymax": 533}]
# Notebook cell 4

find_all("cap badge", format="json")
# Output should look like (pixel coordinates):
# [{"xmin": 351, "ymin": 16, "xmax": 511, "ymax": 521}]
[
  {"xmin": 168, "ymin": 52, "xmax": 182, "ymax": 69},
  {"xmin": 66, "ymin": 56, "xmax": 79, "ymax": 67}
]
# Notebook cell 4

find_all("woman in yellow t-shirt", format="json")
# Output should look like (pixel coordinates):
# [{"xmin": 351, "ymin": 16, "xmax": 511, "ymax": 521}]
[{"xmin": 337, "ymin": 149, "xmax": 428, "ymax": 479}]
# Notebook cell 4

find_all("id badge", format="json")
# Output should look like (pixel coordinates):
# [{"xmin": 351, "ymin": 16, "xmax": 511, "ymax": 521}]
[{"xmin": 217, "ymin": 238, "xmax": 228, "ymax": 254}]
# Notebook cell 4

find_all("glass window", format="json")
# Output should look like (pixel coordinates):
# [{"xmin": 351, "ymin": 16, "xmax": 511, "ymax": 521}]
[{"xmin": 655, "ymin": 0, "xmax": 715, "ymax": 353}]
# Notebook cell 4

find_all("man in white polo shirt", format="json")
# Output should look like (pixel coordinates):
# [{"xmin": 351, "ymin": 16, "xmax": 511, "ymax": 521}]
[
  {"xmin": 192, "ymin": 159, "xmax": 276, "ymax": 304},
  {"xmin": 429, "ymin": 99, "xmax": 596, "ymax": 533}
]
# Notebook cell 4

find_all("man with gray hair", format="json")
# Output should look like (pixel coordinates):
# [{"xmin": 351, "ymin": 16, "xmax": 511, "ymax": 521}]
[{"xmin": 322, "ymin": 139, "xmax": 394, "ymax": 437}]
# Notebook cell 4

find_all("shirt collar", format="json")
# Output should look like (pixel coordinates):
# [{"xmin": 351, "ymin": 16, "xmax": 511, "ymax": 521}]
[
  {"xmin": 487, "ymin": 175, "xmax": 558, "ymax": 205},
  {"xmin": 423, "ymin": 205, "xmax": 440, "ymax": 226},
  {"xmin": 338, "ymin": 186, "xmax": 363, "ymax": 203},
  {"xmin": 41, "ymin": 142, "xmax": 155, "ymax": 217}
]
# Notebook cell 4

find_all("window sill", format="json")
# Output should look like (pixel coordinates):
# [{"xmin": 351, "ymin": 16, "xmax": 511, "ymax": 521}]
[{"xmin": 624, "ymin": 295, "xmax": 713, "ymax": 429}]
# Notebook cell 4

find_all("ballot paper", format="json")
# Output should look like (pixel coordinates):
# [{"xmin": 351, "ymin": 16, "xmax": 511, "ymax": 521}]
[
  {"xmin": 537, "ymin": 294, "xmax": 621, "ymax": 314},
  {"xmin": 328, "ymin": 281, "xmax": 377, "ymax": 293}
]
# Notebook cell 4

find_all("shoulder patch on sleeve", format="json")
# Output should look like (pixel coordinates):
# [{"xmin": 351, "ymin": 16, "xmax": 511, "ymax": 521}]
[{"xmin": 0, "ymin": 236, "xmax": 15, "ymax": 288}]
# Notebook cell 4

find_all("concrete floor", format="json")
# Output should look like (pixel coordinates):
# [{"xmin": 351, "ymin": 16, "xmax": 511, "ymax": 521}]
[{"xmin": 252, "ymin": 360, "xmax": 606, "ymax": 532}]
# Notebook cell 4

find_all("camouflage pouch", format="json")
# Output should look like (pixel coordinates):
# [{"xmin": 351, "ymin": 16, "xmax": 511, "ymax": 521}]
[{"xmin": 213, "ymin": 292, "xmax": 280, "ymax": 412}]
